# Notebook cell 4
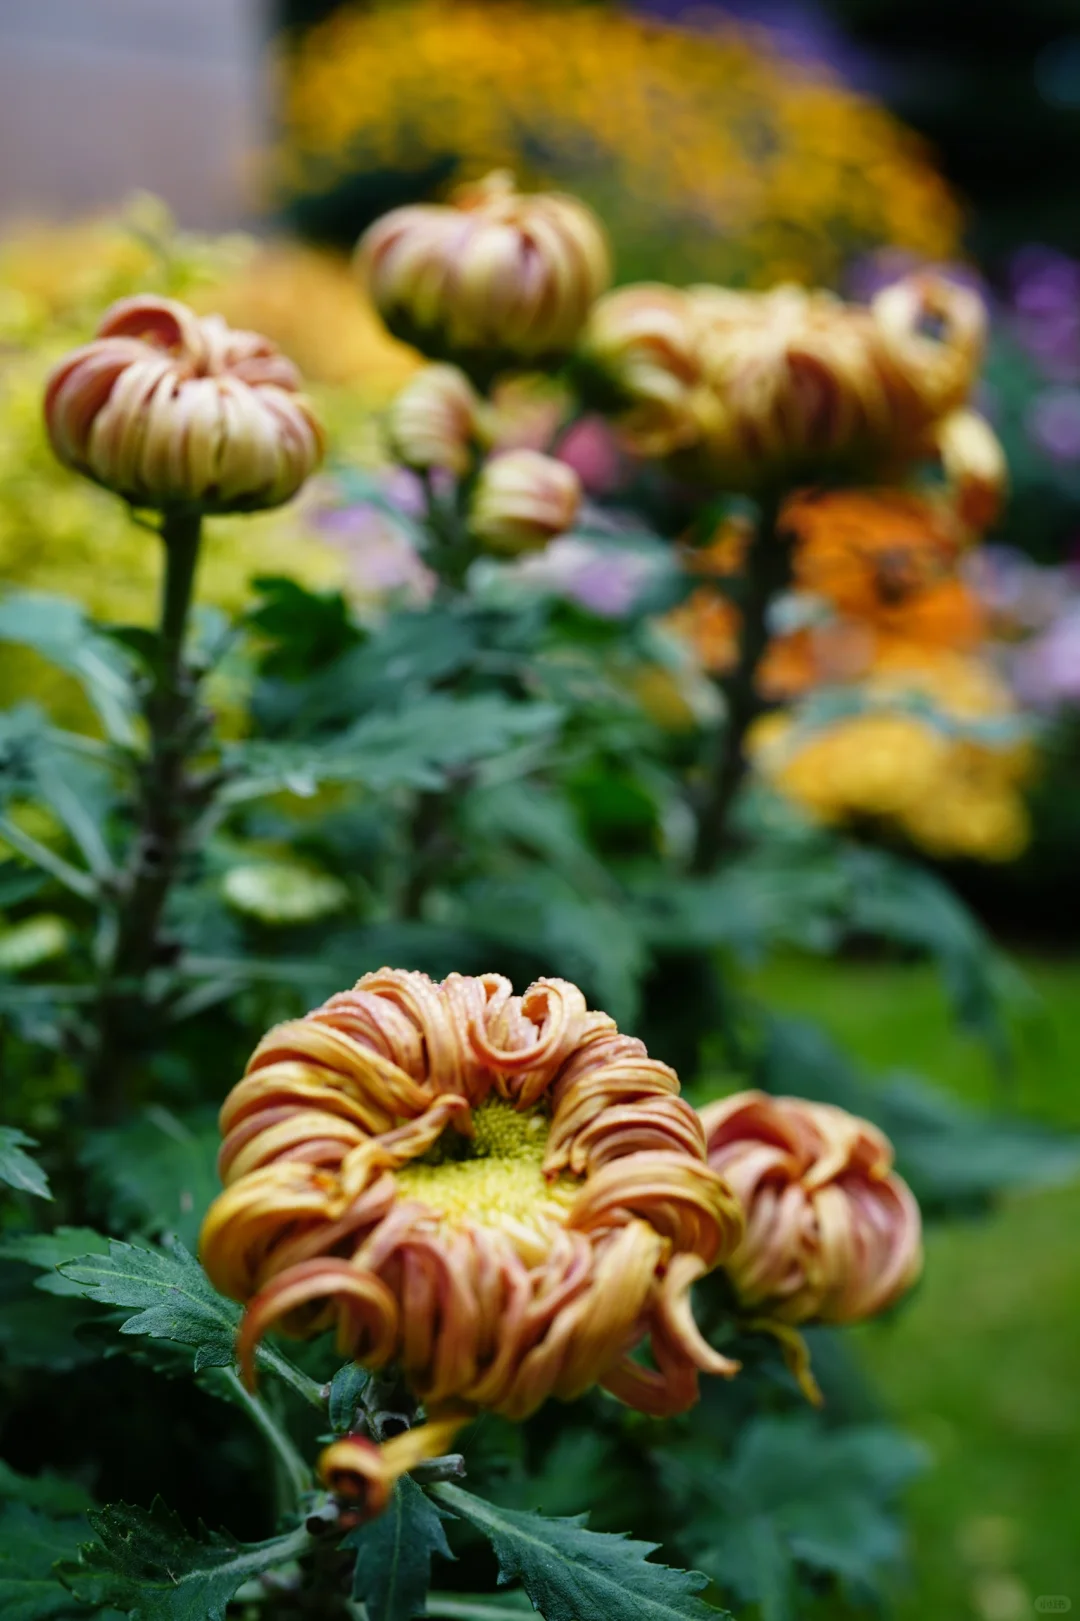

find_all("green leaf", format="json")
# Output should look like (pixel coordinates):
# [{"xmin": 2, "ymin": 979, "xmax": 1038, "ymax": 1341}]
[
  {"xmin": 59, "ymin": 1498, "xmax": 311, "ymax": 1621},
  {"xmin": 79, "ymin": 1108, "xmax": 221, "ymax": 1248},
  {"xmin": 329, "ymin": 1362, "xmax": 370, "ymax": 1434},
  {"xmin": 0, "ymin": 1460, "xmax": 93, "ymax": 1516},
  {"xmin": 0, "ymin": 1501, "xmax": 94, "ymax": 1621},
  {"xmin": 344, "ymin": 1475, "xmax": 453, "ymax": 1621},
  {"xmin": 52, "ymin": 1237, "xmax": 323, "ymax": 1403},
  {"xmin": 0, "ymin": 1128, "xmax": 52, "ymax": 1200},
  {"xmin": 221, "ymin": 694, "xmax": 562, "ymax": 804},
  {"xmin": 432, "ymin": 1484, "xmax": 729, "ymax": 1621},
  {"xmin": 662, "ymin": 1415, "xmax": 926, "ymax": 1610},
  {"xmin": 0, "ymin": 590, "xmax": 138, "ymax": 745},
  {"xmin": 0, "ymin": 1227, "xmax": 111, "ymax": 1295}
]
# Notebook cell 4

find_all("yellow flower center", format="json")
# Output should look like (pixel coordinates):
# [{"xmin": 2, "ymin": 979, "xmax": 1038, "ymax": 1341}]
[{"xmin": 394, "ymin": 1097, "xmax": 578, "ymax": 1243}]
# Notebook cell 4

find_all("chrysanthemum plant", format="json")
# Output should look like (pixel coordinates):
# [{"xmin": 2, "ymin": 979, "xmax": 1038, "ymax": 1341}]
[{"xmin": 0, "ymin": 178, "xmax": 1076, "ymax": 1621}]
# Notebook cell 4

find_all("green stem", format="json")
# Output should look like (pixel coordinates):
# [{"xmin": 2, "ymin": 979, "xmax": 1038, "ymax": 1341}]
[
  {"xmin": 427, "ymin": 1600, "xmax": 535, "ymax": 1621},
  {"xmin": 88, "ymin": 507, "xmax": 205, "ymax": 1121},
  {"xmin": 691, "ymin": 489, "xmax": 794, "ymax": 873},
  {"xmin": 258, "ymin": 1343, "xmax": 332, "ymax": 1412},
  {"xmin": 221, "ymin": 1368, "xmax": 312, "ymax": 1508}
]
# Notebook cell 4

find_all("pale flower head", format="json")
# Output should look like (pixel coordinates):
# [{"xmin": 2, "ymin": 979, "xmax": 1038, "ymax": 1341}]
[
  {"xmin": 44, "ymin": 295, "xmax": 324, "ymax": 512},
  {"xmin": 358, "ymin": 171, "xmax": 611, "ymax": 374}
]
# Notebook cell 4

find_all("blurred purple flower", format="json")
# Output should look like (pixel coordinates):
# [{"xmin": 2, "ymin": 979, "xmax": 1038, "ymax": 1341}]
[
  {"xmin": 1027, "ymin": 389, "xmax": 1080, "ymax": 463},
  {"xmin": 963, "ymin": 544, "xmax": 1072, "ymax": 631},
  {"xmin": 1012, "ymin": 605, "xmax": 1080, "ymax": 709},
  {"xmin": 311, "ymin": 491, "xmax": 435, "ymax": 607},
  {"xmin": 512, "ymin": 537, "xmax": 660, "ymax": 618}
]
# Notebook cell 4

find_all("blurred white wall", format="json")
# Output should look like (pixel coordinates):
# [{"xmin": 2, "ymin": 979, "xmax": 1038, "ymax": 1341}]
[{"xmin": 0, "ymin": 0, "xmax": 267, "ymax": 228}]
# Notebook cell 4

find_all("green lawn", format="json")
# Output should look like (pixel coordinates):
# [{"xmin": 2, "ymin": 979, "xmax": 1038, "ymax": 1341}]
[{"xmin": 747, "ymin": 956, "xmax": 1080, "ymax": 1621}]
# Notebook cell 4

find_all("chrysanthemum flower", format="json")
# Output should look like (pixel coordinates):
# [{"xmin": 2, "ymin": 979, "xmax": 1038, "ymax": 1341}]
[
  {"xmin": 358, "ymin": 171, "xmax": 610, "ymax": 375},
  {"xmin": 701, "ymin": 1091, "xmax": 923, "ymax": 1326},
  {"xmin": 583, "ymin": 272, "xmax": 990, "ymax": 490},
  {"xmin": 43, "ymin": 295, "xmax": 324, "ymax": 512},
  {"xmin": 200, "ymin": 970, "xmax": 743, "ymax": 1519}
]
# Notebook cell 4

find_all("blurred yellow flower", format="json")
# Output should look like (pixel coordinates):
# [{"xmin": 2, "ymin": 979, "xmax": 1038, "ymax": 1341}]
[
  {"xmin": 276, "ymin": 1, "xmax": 961, "ymax": 289},
  {"xmin": 750, "ymin": 651, "xmax": 1034, "ymax": 862}
]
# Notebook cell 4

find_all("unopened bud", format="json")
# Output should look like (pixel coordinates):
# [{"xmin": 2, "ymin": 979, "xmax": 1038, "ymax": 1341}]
[
  {"xmin": 387, "ymin": 364, "xmax": 483, "ymax": 475},
  {"xmin": 358, "ymin": 171, "xmax": 610, "ymax": 373},
  {"xmin": 470, "ymin": 449, "xmax": 581, "ymax": 553},
  {"xmin": 701, "ymin": 1091, "xmax": 923, "ymax": 1325},
  {"xmin": 44, "ymin": 295, "xmax": 324, "ymax": 512}
]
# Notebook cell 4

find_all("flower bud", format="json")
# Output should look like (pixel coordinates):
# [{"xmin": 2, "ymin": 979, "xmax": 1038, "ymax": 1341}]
[
  {"xmin": 934, "ymin": 407, "xmax": 1008, "ymax": 532},
  {"xmin": 386, "ymin": 363, "xmax": 482, "ymax": 475},
  {"xmin": 358, "ymin": 171, "xmax": 610, "ymax": 372},
  {"xmin": 871, "ymin": 271, "xmax": 986, "ymax": 425},
  {"xmin": 701, "ymin": 1090, "xmax": 922, "ymax": 1325},
  {"xmin": 44, "ymin": 295, "xmax": 324, "ymax": 512},
  {"xmin": 470, "ymin": 449, "xmax": 581, "ymax": 554}
]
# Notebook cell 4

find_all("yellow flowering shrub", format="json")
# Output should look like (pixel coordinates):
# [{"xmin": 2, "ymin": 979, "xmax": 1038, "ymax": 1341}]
[
  {"xmin": 277, "ymin": 0, "xmax": 961, "ymax": 287},
  {"xmin": 0, "ymin": 203, "xmax": 414, "ymax": 630}
]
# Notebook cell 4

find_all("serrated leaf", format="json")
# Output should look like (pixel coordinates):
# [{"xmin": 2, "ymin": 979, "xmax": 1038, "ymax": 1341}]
[
  {"xmin": 221, "ymin": 694, "xmax": 562, "ymax": 804},
  {"xmin": 0, "ymin": 1501, "xmax": 92, "ymax": 1620},
  {"xmin": 432, "ymin": 1484, "xmax": 729, "ymax": 1621},
  {"xmin": 0, "ymin": 1227, "xmax": 111, "ymax": 1295},
  {"xmin": 344, "ymin": 1475, "xmax": 453, "ymax": 1621},
  {"xmin": 0, "ymin": 1128, "xmax": 52, "ymax": 1200},
  {"xmin": 57, "ymin": 1239, "xmax": 236, "ymax": 1371},
  {"xmin": 52, "ymin": 1237, "xmax": 319, "ymax": 1399},
  {"xmin": 59, "ymin": 1497, "xmax": 310, "ymax": 1621}
]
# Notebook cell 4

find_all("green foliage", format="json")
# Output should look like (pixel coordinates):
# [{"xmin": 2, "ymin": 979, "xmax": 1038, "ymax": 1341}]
[
  {"xmin": 78, "ymin": 1109, "xmax": 220, "ymax": 1249},
  {"xmin": 0, "ymin": 1128, "xmax": 52, "ymax": 1200},
  {"xmin": 751, "ymin": 1013, "xmax": 1080, "ymax": 1215},
  {"xmin": 0, "ymin": 589, "xmax": 138, "ymax": 745},
  {"xmin": 434, "ymin": 1484, "xmax": 731, "ymax": 1621},
  {"xmin": 0, "ymin": 1501, "xmax": 98, "ymax": 1621},
  {"xmin": 344, "ymin": 1476, "xmax": 454, "ymax": 1621},
  {"xmin": 663, "ymin": 1415, "xmax": 927, "ymax": 1616},
  {"xmin": 59, "ymin": 1498, "xmax": 311, "ymax": 1621}
]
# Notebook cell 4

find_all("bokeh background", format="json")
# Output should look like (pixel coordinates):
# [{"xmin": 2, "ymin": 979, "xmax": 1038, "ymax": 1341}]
[{"xmin": 2, "ymin": 3, "xmax": 1079, "ymax": 1617}]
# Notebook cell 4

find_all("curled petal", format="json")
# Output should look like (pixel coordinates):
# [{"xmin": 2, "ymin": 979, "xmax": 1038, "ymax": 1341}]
[
  {"xmin": 43, "ymin": 295, "xmax": 323, "ymax": 511},
  {"xmin": 238, "ymin": 1258, "xmax": 399, "ymax": 1388},
  {"xmin": 319, "ymin": 1406, "xmax": 472, "ymax": 1521}
]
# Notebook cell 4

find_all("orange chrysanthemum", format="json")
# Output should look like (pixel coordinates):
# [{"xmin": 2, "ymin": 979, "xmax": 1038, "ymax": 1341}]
[
  {"xmin": 665, "ymin": 490, "xmax": 986, "ymax": 698},
  {"xmin": 200, "ymin": 970, "xmax": 743, "ymax": 1518},
  {"xmin": 784, "ymin": 488, "xmax": 985, "ymax": 655}
]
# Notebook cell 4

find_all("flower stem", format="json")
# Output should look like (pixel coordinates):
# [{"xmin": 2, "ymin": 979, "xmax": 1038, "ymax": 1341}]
[
  {"xmin": 221, "ymin": 1368, "xmax": 313, "ymax": 1509},
  {"xmin": 88, "ymin": 507, "xmax": 205, "ymax": 1121},
  {"xmin": 691, "ymin": 488, "xmax": 794, "ymax": 873}
]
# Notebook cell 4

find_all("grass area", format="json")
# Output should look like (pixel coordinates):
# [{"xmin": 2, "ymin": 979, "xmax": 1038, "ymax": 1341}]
[{"xmin": 747, "ymin": 955, "xmax": 1080, "ymax": 1621}]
